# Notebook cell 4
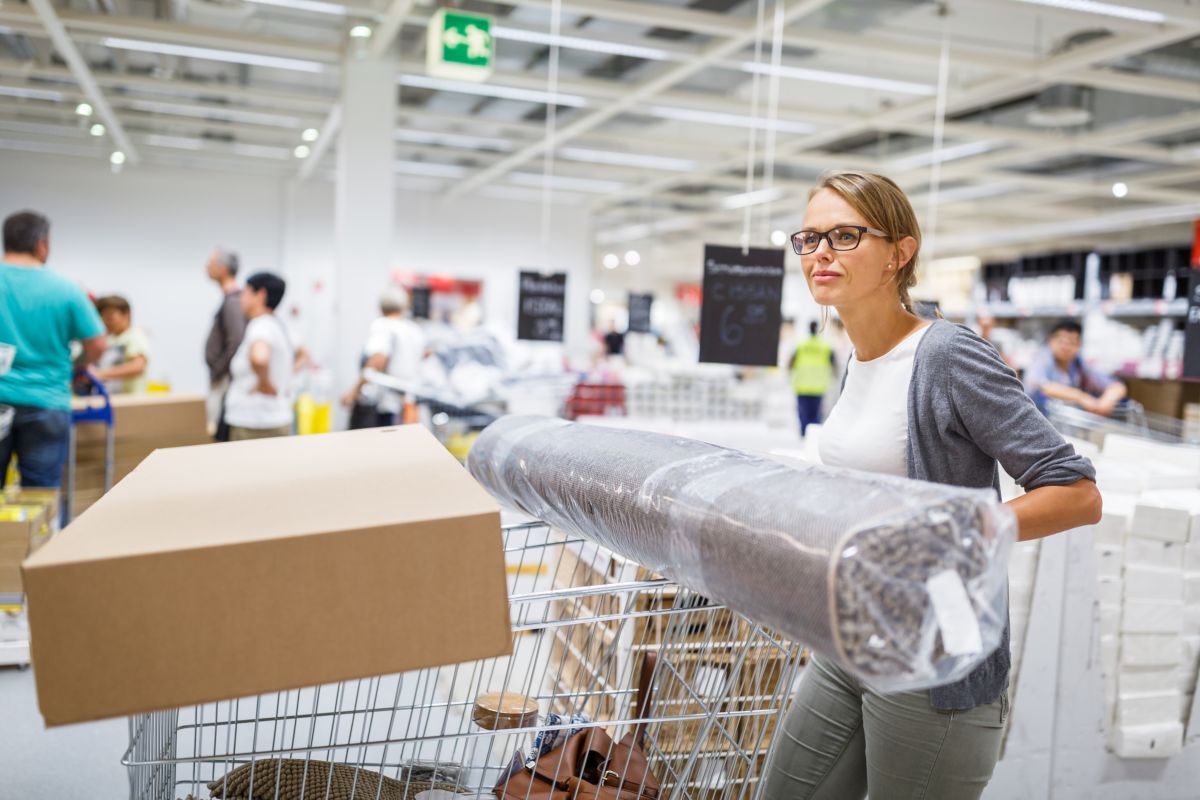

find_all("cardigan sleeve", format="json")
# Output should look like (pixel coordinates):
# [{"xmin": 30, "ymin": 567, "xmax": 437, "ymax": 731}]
[{"xmin": 946, "ymin": 327, "xmax": 1096, "ymax": 490}]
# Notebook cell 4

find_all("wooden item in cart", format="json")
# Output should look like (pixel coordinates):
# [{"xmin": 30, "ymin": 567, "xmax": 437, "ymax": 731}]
[
  {"xmin": 209, "ymin": 759, "xmax": 466, "ymax": 800},
  {"xmin": 473, "ymin": 691, "xmax": 540, "ymax": 730}
]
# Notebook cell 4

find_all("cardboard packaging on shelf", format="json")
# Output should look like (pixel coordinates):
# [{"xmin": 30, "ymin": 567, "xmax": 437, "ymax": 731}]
[{"xmin": 24, "ymin": 426, "xmax": 512, "ymax": 726}]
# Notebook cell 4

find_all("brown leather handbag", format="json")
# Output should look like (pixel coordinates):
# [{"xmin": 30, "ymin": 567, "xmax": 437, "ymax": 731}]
[{"xmin": 494, "ymin": 654, "xmax": 660, "ymax": 800}]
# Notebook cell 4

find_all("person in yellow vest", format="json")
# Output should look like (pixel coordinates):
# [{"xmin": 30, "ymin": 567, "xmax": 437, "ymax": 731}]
[{"xmin": 789, "ymin": 321, "xmax": 836, "ymax": 437}]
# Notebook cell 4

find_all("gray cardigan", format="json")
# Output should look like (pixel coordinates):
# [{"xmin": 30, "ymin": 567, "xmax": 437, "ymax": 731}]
[{"xmin": 899, "ymin": 320, "xmax": 1096, "ymax": 709}]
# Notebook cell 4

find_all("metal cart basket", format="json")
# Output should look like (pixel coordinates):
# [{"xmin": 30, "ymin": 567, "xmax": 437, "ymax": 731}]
[
  {"xmin": 124, "ymin": 519, "xmax": 806, "ymax": 800},
  {"xmin": 1045, "ymin": 398, "xmax": 1196, "ymax": 446}
]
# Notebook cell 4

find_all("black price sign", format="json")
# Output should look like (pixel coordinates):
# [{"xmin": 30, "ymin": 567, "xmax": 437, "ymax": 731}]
[
  {"xmin": 518, "ymin": 271, "xmax": 567, "ymax": 342},
  {"xmin": 1184, "ymin": 273, "xmax": 1200, "ymax": 378},
  {"xmin": 410, "ymin": 286, "xmax": 431, "ymax": 320},
  {"xmin": 628, "ymin": 293, "xmax": 653, "ymax": 334},
  {"xmin": 699, "ymin": 245, "xmax": 785, "ymax": 366}
]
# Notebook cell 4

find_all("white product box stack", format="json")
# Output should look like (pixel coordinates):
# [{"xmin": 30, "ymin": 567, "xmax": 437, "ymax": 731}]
[
  {"xmin": 1007, "ymin": 539, "xmax": 1041, "ymax": 696},
  {"xmin": 1096, "ymin": 434, "xmax": 1200, "ymax": 759}
]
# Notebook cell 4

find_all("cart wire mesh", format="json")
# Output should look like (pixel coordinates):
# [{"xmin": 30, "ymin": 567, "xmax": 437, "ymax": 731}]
[
  {"xmin": 124, "ymin": 520, "xmax": 806, "ymax": 800},
  {"xmin": 1045, "ymin": 398, "xmax": 1197, "ymax": 446}
]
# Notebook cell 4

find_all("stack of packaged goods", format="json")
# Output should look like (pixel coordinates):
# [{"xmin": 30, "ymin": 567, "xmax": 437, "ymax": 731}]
[
  {"xmin": 0, "ymin": 488, "xmax": 57, "ymax": 596},
  {"xmin": 1086, "ymin": 435, "xmax": 1200, "ymax": 758},
  {"xmin": 67, "ymin": 393, "xmax": 209, "ymax": 517}
]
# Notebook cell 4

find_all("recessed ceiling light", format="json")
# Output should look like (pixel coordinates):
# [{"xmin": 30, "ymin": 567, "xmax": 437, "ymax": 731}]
[
  {"xmin": 771, "ymin": 230, "xmax": 787, "ymax": 247},
  {"xmin": 294, "ymin": 144, "xmax": 311, "ymax": 159},
  {"xmin": 109, "ymin": 151, "xmax": 126, "ymax": 165},
  {"xmin": 301, "ymin": 128, "xmax": 319, "ymax": 142},
  {"xmin": 1111, "ymin": 182, "xmax": 1128, "ymax": 198},
  {"xmin": 603, "ymin": 253, "xmax": 620, "ymax": 270},
  {"xmin": 624, "ymin": 250, "xmax": 641, "ymax": 266},
  {"xmin": 75, "ymin": 102, "xmax": 93, "ymax": 116},
  {"xmin": 89, "ymin": 123, "xmax": 105, "ymax": 137},
  {"xmin": 590, "ymin": 289, "xmax": 605, "ymax": 305},
  {"xmin": 349, "ymin": 25, "xmax": 372, "ymax": 38}
]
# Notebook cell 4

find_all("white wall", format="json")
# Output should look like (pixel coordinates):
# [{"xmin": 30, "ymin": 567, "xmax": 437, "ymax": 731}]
[{"xmin": 0, "ymin": 154, "xmax": 593, "ymax": 397}]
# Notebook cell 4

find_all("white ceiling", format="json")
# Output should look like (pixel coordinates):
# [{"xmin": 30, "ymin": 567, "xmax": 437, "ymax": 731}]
[{"xmin": 0, "ymin": 0, "xmax": 1197, "ymax": 280}]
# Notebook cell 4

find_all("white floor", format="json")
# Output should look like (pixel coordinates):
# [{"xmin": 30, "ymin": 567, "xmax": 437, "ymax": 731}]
[{"xmin": 1, "ymin": 664, "xmax": 128, "ymax": 797}]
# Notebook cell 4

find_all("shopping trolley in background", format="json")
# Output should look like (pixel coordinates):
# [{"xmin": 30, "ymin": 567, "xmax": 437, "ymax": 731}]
[
  {"xmin": 123, "ymin": 520, "xmax": 806, "ymax": 800},
  {"xmin": 1045, "ymin": 397, "xmax": 1196, "ymax": 447},
  {"xmin": 65, "ymin": 373, "xmax": 115, "ymax": 523}
]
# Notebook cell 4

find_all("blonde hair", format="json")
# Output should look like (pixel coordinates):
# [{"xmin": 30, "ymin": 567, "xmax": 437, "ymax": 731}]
[{"xmin": 809, "ymin": 170, "xmax": 921, "ymax": 314}]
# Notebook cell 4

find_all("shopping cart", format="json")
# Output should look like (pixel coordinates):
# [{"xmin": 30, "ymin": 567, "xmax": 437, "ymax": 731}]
[
  {"xmin": 123, "ymin": 519, "xmax": 806, "ymax": 800},
  {"xmin": 1045, "ymin": 398, "xmax": 1196, "ymax": 446},
  {"xmin": 66, "ymin": 372, "xmax": 115, "ymax": 523}
]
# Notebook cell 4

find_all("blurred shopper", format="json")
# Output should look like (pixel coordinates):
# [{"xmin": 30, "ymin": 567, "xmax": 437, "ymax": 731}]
[
  {"xmin": 0, "ymin": 211, "xmax": 106, "ymax": 488},
  {"xmin": 976, "ymin": 314, "xmax": 1016, "ymax": 370},
  {"xmin": 223, "ymin": 272, "xmax": 294, "ymax": 441},
  {"xmin": 603, "ymin": 321, "xmax": 626, "ymax": 357},
  {"xmin": 1024, "ymin": 319, "xmax": 1127, "ymax": 417},
  {"xmin": 762, "ymin": 172, "xmax": 1100, "ymax": 800},
  {"xmin": 204, "ymin": 248, "xmax": 246, "ymax": 439},
  {"xmin": 93, "ymin": 295, "xmax": 150, "ymax": 394},
  {"xmin": 789, "ymin": 321, "xmax": 836, "ymax": 437},
  {"xmin": 342, "ymin": 286, "xmax": 426, "ymax": 429}
]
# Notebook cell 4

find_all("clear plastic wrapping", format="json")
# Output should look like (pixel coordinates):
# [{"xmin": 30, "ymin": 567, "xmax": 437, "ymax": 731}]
[{"xmin": 468, "ymin": 415, "xmax": 1017, "ymax": 692}]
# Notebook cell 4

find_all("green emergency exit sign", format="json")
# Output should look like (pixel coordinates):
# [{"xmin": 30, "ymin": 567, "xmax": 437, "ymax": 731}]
[{"xmin": 426, "ymin": 9, "xmax": 494, "ymax": 83}]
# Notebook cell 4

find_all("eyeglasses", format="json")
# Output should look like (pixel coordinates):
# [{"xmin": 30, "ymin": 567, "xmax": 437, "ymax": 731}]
[{"xmin": 791, "ymin": 226, "xmax": 888, "ymax": 255}]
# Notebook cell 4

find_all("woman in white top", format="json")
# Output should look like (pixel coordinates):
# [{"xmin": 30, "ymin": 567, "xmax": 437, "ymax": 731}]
[
  {"xmin": 762, "ymin": 172, "xmax": 1102, "ymax": 799},
  {"xmin": 223, "ymin": 272, "xmax": 294, "ymax": 441}
]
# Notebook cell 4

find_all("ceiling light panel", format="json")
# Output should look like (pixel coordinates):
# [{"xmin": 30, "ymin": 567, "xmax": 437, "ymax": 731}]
[
  {"xmin": 103, "ymin": 38, "xmax": 328, "ymax": 74},
  {"xmin": 399, "ymin": 74, "xmax": 590, "ymax": 107}
]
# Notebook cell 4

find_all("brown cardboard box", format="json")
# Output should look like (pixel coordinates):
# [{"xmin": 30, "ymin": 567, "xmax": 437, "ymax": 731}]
[
  {"xmin": 24, "ymin": 425, "xmax": 512, "ymax": 726},
  {"xmin": 0, "ymin": 504, "xmax": 49, "ymax": 594},
  {"xmin": 64, "ymin": 394, "xmax": 209, "ymax": 515}
]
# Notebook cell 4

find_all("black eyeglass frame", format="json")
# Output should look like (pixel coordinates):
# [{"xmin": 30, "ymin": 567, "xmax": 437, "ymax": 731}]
[{"xmin": 790, "ymin": 225, "xmax": 889, "ymax": 256}]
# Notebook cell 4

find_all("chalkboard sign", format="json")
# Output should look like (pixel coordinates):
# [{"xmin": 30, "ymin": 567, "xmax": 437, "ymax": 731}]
[
  {"xmin": 1185, "ymin": 273, "xmax": 1200, "ymax": 378},
  {"xmin": 518, "ymin": 271, "xmax": 566, "ymax": 342},
  {"xmin": 410, "ymin": 286, "xmax": 431, "ymax": 320},
  {"xmin": 698, "ymin": 245, "xmax": 785, "ymax": 366},
  {"xmin": 628, "ymin": 293, "xmax": 653, "ymax": 334}
]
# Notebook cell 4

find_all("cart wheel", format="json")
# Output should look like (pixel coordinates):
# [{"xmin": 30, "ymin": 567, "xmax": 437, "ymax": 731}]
[{"xmin": 17, "ymin": 662, "xmax": 30, "ymax": 671}]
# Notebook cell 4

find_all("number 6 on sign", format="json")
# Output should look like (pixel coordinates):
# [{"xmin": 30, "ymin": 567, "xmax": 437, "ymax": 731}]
[{"xmin": 720, "ymin": 305, "xmax": 744, "ymax": 347}]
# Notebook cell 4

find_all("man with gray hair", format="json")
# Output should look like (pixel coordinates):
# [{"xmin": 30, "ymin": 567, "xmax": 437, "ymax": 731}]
[
  {"xmin": 204, "ymin": 248, "xmax": 246, "ymax": 440},
  {"xmin": 341, "ymin": 285, "xmax": 426, "ymax": 429}
]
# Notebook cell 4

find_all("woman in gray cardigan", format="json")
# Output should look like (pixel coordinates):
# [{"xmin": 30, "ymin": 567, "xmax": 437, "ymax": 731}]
[{"xmin": 762, "ymin": 171, "xmax": 1101, "ymax": 800}]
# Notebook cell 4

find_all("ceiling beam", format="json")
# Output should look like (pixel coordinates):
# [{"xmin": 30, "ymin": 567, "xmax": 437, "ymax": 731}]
[
  {"xmin": 26, "ymin": 0, "xmax": 139, "ymax": 164},
  {"xmin": 298, "ymin": 0, "xmax": 415, "ymax": 181},
  {"xmin": 443, "ymin": 0, "xmax": 841, "ymax": 201}
]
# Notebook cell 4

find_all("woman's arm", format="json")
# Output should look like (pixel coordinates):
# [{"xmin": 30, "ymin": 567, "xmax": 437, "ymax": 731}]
[{"xmin": 1008, "ymin": 479, "xmax": 1102, "ymax": 541}]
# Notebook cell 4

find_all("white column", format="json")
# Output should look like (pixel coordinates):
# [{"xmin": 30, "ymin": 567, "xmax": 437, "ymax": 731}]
[{"xmin": 334, "ymin": 57, "xmax": 395, "ymax": 415}]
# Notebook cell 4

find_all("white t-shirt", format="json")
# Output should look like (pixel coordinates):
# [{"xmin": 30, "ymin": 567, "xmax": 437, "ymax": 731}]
[
  {"xmin": 224, "ymin": 314, "xmax": 295, "ymax": 429},
  {"xmin": 360, "ymin": 316, "xmax": 426, "ymax": 414},
  {"xmin": 819, "ymin": 324, "xmax": 931, "ymax": 478}
]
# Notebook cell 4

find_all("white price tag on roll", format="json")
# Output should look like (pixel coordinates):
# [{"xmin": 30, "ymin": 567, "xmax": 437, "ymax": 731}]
[{"xmin": 927, "ymin": 570, "xmax": 984, "ymax": 656}]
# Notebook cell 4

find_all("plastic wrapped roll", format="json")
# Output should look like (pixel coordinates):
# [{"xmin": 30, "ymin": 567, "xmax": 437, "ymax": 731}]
[{"xmin": 468, "ymin": 415, "xmax": 1016, "ymax": 692}]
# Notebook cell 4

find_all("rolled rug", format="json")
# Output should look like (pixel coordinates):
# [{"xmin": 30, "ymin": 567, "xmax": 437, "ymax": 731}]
[{"xmin": 468, "ymin": 415, "xmax": 1016, "ymax": 692}]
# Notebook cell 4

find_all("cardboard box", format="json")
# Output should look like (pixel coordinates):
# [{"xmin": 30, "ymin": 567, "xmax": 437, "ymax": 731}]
[
  {"xmin": 64, "ymin": 393, "xmax": 209, "ymax": 517},
  {"xmin": 1120, "ymin": 634, "xmax": 1181, "ymax": 667},
  {"xmin": 1125, "ymin": 539, "xmax": 1184, "ymax": 571},
  {"xmin": 0, "ymin": 504, "xmax": 49, "ymax": 594},
  {"xmin": 1132, "ymin": 492, "xmax": 1200, "ymax": 544},
  {"xmin": 1119, "ymin": 666, "xmax": 1181, "ymax": 695},
  {"xmin": 24, "ymin": 426, "xmax": 512, "ymax": 726},
  {"xmin": 1116, "ymin": 691, "xmax": 1182, "ymax": 726},
  {"xmin": 1122, "ymin": 601, "xmax": 1183, "ymax": 635},
  {"xmin": 1113, "ymin": 721, "xmax": 1184, "ymax": 759},
  {"xmin": 1103, "ymin": 434, "xmax": 1200, "ymax": 477},
  {"xmin": 1123, "ymin": 567, "xmax": 1183, "ymax": 602},
  {"xmin": 1095, "ymin": 544, "xmax": 1125, "ymax": 579}
]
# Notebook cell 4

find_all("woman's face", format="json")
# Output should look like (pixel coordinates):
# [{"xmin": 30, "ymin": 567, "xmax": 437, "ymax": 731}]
[{"xmin": 800, "ymin": 188, "xmax": 911, "ymax": 309}]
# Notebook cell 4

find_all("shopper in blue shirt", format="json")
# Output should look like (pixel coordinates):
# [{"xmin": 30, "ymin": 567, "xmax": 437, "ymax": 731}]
[
  {"xmin": 0, "ymin": 211, "xmax": 107, "ymax": 488},
  {"xmin": 1024, "ymin": 319, "xmax": 1127, "ymax": 417}
]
